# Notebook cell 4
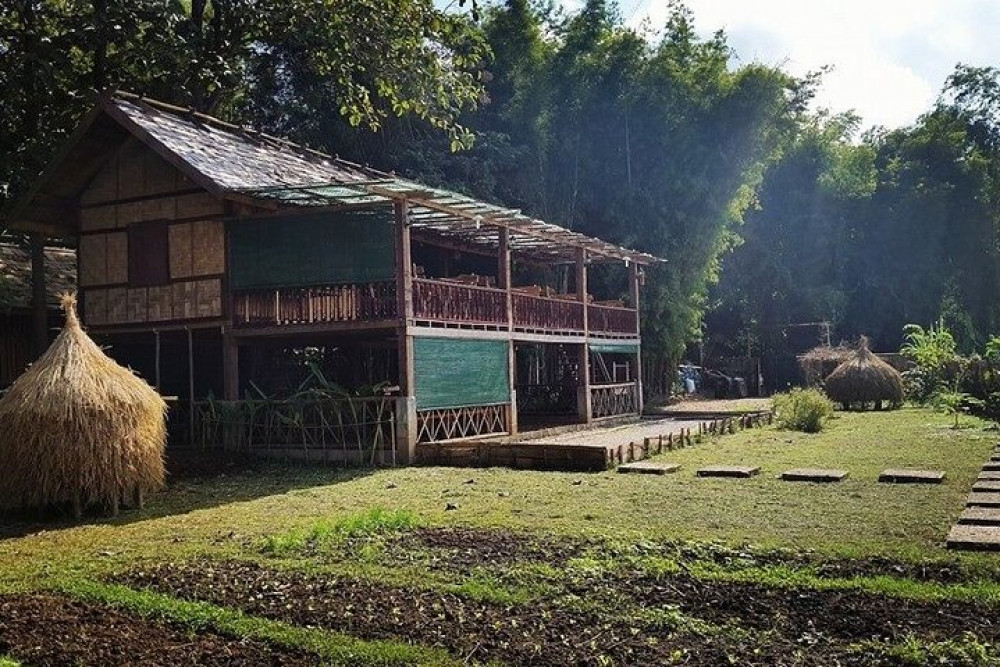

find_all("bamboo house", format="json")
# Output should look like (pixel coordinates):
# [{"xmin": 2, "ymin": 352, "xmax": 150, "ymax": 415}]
[
  {"xmin": 0, "ymin": 295, "xmax": 166, "ymax": 518},
  {"xmin": 5, "ymin": 93, "xmax": 663, "ymax": 467}
]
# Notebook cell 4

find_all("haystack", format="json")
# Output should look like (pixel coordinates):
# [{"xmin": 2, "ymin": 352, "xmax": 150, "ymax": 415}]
[
  {"xmin": 798, "ymin": 345, "xmax": 853, "ymax": 387},
  {"xmin": 0, "ymin": 295, "xmax": 166, "ymax": 518},
  {"xmin": 824, "ymin": 337, "xmax": 904, "ymax": 411}
]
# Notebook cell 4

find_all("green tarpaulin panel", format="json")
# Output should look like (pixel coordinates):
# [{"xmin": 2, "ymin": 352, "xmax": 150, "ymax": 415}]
[
  {"xmin": 414, "ymin": 337, "xmax": 511, "ymax": 410},
  {"xmin": 590, "ymin": 341, "xmax": 640, "ymax": 354},
  {"xmin": 230, "ymin": 208, "xmax": 394, "ymax": 289}
]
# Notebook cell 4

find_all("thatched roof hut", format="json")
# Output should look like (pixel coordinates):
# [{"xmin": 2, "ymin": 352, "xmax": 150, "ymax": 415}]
[
  {"xmin": 824, "ymin": 337, "xmax": 904, "ymax": 410},
  {"xmin": 798, "ymin": 345, "xmax": 854, "ymax": 387},
  {"xmin": 0, "ymin": 295, "xmax": 166, "ymax": 518}
]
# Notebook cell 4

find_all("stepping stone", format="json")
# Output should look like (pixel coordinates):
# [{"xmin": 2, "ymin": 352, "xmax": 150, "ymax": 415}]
[
  {"xmin": 958, "ymin": 507, "xmax": 1000, "ymax": 525},
  {"xmin": 991, "ymin": 454, "xmax": 1000, "ymax": 462},
  {"xmin": 618, "ymin": 461, "xmax": 680, "ymax": 475},
  {"xmin": 878, "ymin": 469, "xmax": 945, "ymax": 484},
  {"xmin": 697, "ymin": 465, "xmax": 760, "ymax": 478},
  {"xmin": 947, "ymin": 525, "xmax": 1000, "ymax": 551},
  {"xmin": 979, "ymin": 471, "xmax": 1000, "ymax": 480},
  {"xmin": 967, "ymin": 492, "xmax": 1000, "ymax": 507},
  {"xmin": 780, "ymin": 468, "xmax": 849, "ymax": 483},
  {"xmin": 973, "ymin": 480, "xmax": 1000, "ymax": 492},
  {"xmin": 983, "ymin": 462, "xmax": 1000, "ymax": 472}
]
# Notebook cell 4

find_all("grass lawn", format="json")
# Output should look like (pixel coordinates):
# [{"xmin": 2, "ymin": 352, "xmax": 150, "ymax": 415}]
[{"xmin": 2, "ymin": 406, "xmax": 999, "ymax": 664}]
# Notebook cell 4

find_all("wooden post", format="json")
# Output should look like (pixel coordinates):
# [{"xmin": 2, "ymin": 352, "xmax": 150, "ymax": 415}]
[
  {"xmin": 576, "ymin": 248, "xmax": 592, "ymax": 422},
  {"xmin": 499, "ymin": 227, "xmax": 517, "ymax": 435},
  {"xmin": 223, "ymin": 329, "xmax": 239, "ymax": 401},
  {"xmin": 30, "ymin": 233, "xmax": 47, "ymax": 358},
  {"xmin": 187, "ymin": 327, "xmax": 195, "ymax": 445},
  {"xmin": 154, "ymin": 330, "xmax": 161, "ymax": 391},
  {"xmin": 628, "ymin": 261, "xmax": 644, "ymax": 416},
  {"xmin": 395, "ymin": 199, "xmax": 418, "ymax": 464}
]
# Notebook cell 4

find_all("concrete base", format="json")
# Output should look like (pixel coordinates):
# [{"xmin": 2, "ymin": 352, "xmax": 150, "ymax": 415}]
[
  {"xmin": 697, "ymin": 465, "xmax": 760, "ymax": 478},
  {"xmin": 967, "ymin": 492, "xmax": 1000, "ymax": 507},
  {"xmin": 618, "ymin": 461, "xmax": 681, "ymax": 475},
  {"xmin": 958, "ymin": 507, "xmax": 1000, "ymax": 525},
  {"xmin": 780, "ymin": 468, "xmax": 848, "ymax": 483},
  {"xmin": 878, "ymin": 469, "xmax": 945, "ymax": 484},
  {"xmin": 947, "ymin": 525, "xmax": 1000, "ymax": 550}
]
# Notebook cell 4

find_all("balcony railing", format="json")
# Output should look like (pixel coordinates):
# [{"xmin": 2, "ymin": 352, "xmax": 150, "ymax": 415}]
[
  {"xmin": 588, "ymin": 303, "xmax": 638, "ymax": 335},
  {"xmin": 412, "ymin": 278, "xmax": 507, "ymax": 326},
  {"xmin": 231, "ymin": 278, "xmax": 638, "ymax": 337},
  {"xmin": 512, "ymin": 293, "xmax": 585, "ymax": 332},
  {"xmin": 232, "ymin": 281, "xmax": 396, "ymax": 326}
]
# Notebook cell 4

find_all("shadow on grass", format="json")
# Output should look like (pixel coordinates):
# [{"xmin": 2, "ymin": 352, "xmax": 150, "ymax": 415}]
[{"xmin": 0, "ymin": 448, "xmax": 379, "ymax": 541}]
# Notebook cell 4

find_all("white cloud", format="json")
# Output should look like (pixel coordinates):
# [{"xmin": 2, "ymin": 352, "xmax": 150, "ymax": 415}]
[{"xmin": 629, "ymin": 0, "xmax": 1000, "ymax": 129}]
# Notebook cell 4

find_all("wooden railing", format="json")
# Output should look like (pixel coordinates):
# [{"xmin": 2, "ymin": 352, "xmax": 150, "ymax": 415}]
[
  {"xmin": 233, "ymin": 281, "xmax": 396, "ymax": 326},
  {"xmin": 590, "ymin": 382, "xmax": 638, "ymax": 418},
  {"xmin": 412, "ymin": 278, "xmax": 507, "ymax": 326},
  {"xmin": 588, "ymin": 303, "xmax": 638, "ymax": 335},
  {"xmin": 513, "ymin": 293, "xmax": 585, "ymax": 332}
]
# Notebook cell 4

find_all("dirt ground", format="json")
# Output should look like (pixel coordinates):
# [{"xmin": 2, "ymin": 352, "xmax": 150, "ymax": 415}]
[
  {"xmin": 112, "ymin": 527, "xmax": 1000, "ymax": 666},
  {"xmin": 646, "ymin": 397, "xmax": 773, "ymax": 414},
  {"xmin": 0, "ymin": 594, "xmax": 317, "ymax": 666}
]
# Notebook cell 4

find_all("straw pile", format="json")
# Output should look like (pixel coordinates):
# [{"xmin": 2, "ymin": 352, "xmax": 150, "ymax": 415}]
[
  {"xmin": 0, "ymin": 294, "xmax": 166, "ymax": 517},
  {"xmin": 798, "ymin": 345, "xmax": 853, "ymax": 387},
  {"xmin": 824, "ymin": 337, "xmax": 904, "ymax": 411}
]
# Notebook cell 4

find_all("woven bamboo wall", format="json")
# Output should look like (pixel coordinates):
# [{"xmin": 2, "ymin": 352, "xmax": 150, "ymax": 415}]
[{"xmin": 78, "ymin": 137, "xmax": 226, "ymax": 327}]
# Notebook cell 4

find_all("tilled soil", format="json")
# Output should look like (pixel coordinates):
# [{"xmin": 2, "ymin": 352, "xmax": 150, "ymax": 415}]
[
  {"xmin": 360, "ymin": 526, "xmax": 596, "ymax": 572},
  {"xmin": 0, "ymin": 594, "xmax": 318, "ymax": 666},
  {"xmin": 117, "ymin": 559, "xmax": 999, "ymax": 666}
]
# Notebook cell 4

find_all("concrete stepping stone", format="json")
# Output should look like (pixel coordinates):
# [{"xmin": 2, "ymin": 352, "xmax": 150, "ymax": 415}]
[
  {"xmin": 958, "ymin": 507, "xmax": 1000, "ymax": 525},
  {"xmin": 973, "ymin": 480, "xmax": 1000, "ymax": 492},
  {"xmin": 947, "ymin": 525, "xmax": 1000, "ymax": 551},
  {"xmin": 967, "ymin": 492, "xmax": 1000, "ymax": 507},
  {"xmin": 878, "ymin": 469, "xmax": 945, "ymax": 484},
  {"xmin": 618, "ymin": 461, "xmax": 680, "ymax": 475},
  {"xmin": 978, "ymin": 471, "xmax": 1000, "ymax": 480},
  {"xmin": 780, "ymin": 468, "xmax": 849, "ymax": 483},
  {"xmin": 697, "ymin": 465, "xmax": 760, "ymax": 478},
  {"xmin": 983, "ymin": 462, "xmax": 1000, "ymax": 472},
  {"xmin": 991, "ymin": 454, "xmax": 1000, "ymax": 462}
]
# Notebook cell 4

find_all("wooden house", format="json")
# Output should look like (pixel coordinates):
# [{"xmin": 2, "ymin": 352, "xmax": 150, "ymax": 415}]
[
  {"xmin": 5, "ymin": 93, "xmax": 662, "ymax": 464},
  {"xmin": 0, "ymin": 242, "xmax": 76, "ymax": 388}
]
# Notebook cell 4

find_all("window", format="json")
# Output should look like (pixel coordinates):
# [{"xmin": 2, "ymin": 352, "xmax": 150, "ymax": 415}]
[{"xmin": 128, "ymin": 221, "xmax": 169, "ymax": 287}]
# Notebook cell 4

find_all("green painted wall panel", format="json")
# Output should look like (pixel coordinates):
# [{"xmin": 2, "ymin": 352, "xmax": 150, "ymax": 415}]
[
  {"xmin": 590, "ymin": 341, "xmax": 640, "ymax": 354},
  {"xmin": 230, "ymin": 208, "xmax": 394, "ymax": 289},
  {"xmin": 414, "ymin": 337, "xmax": 511, "ymax": 410}
]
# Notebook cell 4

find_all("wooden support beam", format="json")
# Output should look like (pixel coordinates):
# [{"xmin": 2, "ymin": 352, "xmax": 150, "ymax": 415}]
[
  {"xmin": 629, "ymin": 261, "xmax": 643, "ymax": 414},
  {"xmin": 223, "ymin": 330, "xmax": 239, "ymax": 400},
  {"xmin": 187, "ymin": 327, "xmax": 195, "ymax": 443},
  {"xmin": 30, "ymin": 234, "xmax": 48, "ymax": 358},
  {"xmin": 395, "ymin": 199, "xmax": 418, "ymax": 464}
]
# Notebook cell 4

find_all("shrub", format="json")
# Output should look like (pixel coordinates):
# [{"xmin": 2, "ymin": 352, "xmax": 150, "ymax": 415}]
[{"xmin": 772, "ymin": 388, "xmax": 834, "ymax": 433}]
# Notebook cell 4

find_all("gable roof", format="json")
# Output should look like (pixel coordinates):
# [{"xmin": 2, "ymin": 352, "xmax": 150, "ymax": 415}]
[{"xmin": 5, "ymin": 93, "xmax": 663, "ymax": 265}]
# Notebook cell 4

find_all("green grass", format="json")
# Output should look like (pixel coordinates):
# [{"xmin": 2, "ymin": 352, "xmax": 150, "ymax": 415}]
[
  {"xmin": 0, "ymin": 407, "xmax": 998, "ymax": 662},
  {"xmin": 260, "ymin": 507, "xmax": 419, "ymax": 556},
  {"xmin": 59, "ymin": 579, "xmax": 456, "ymax": 666}
]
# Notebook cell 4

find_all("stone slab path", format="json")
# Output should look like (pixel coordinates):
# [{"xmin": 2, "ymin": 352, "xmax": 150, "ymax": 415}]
[
  {"xmin": 878, "ymin": 469, "xmax": 945, "ymax": 484},
  {"xmin": 948, "ymin": 444, "xmax": 1000, "ymax": 550},
  {"xmin": 780, "ymin": 468, "xmax": 848, "ymax": 483},
  {"xmin": 697, "ymin": 465, "xmax": 760, "ymax": 478},
  {"xmin": 946, "ymin": 525, "xmax": 1000, "ymax": 550},
  {"xmin": 958, "ymin": 507, "xmax": 1000, "ymax": 525},
  {"xmin": 617, "ymin": 461, "xmax": 680, "ymax": 475}
]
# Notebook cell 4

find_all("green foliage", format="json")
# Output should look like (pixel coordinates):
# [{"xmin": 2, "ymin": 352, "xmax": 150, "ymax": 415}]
[
  {"xmin": 260, "ymin": 507, "xmax": 418, "ymax": 556},
  {"xmin": 932, "ymin": 381, "xmax": 984, "ymax": 429},
  {"xmin": 772, "ymin": 388, "xmax": 834, "ymax": 433},
  {"xmin": 900, "ymin": 320, "xmax": 959, "ymax": 403},
  {"xmin": 0, "ymin": 656, "xmax": 20, "ymax": 667},
  {"xmin": 852, "ymin": 632, "xmax": 996, "ymax": 666}
]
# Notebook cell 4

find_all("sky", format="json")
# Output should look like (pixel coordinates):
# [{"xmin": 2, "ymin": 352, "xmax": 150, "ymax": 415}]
[{"xmin": 568, "ymin": 0, "xmax": 1000, "ymax": 130}]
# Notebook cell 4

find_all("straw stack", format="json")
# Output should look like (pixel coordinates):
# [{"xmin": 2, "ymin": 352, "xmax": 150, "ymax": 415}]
[
  {"xmin": 824, "ymin": 337, "xmax": 904, "ymax": 411},
  {"xmin": 0, "ymin": 294, "xmax": 166, "ymax": 518}
]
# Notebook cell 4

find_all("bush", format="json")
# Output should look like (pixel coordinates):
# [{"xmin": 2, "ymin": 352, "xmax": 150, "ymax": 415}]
[{"xmin": 772, "ymin": 388, "xmax": 834, "ymax": 433}]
